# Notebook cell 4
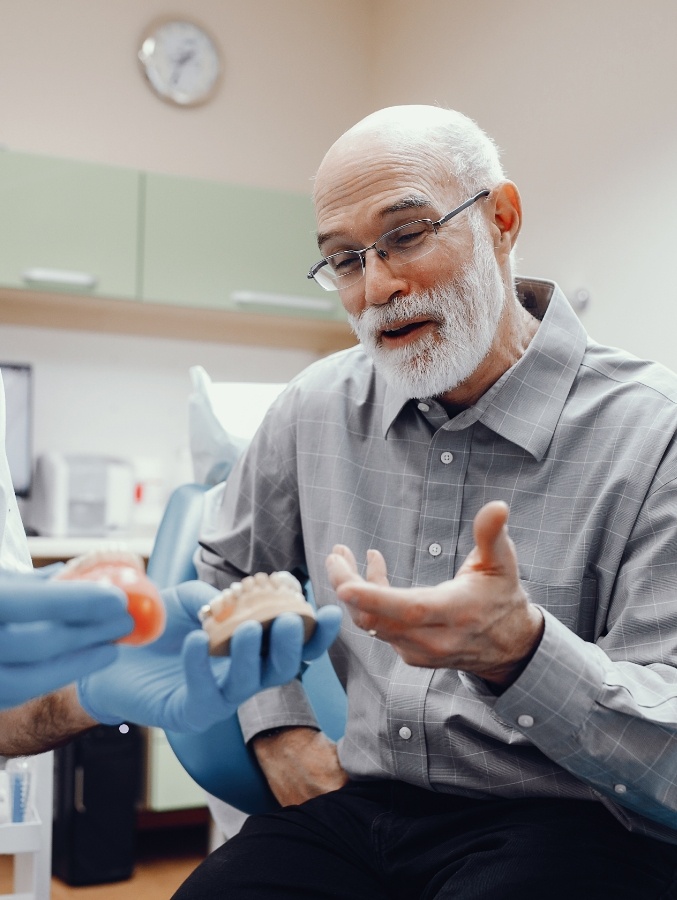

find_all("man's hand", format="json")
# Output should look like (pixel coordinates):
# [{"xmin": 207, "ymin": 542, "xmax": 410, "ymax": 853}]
[
  {"xmin": 0, "ymin": 573, "xmax": 133, "ymax": 710},
  {"xmin": 78, "ymin": 580, "xmax": 343, "ymax": 732},
  {"xmin": 252, "ymin": 727, "xmax": 349, "ymax": 806},
  {"xmin": 326, "ymin": 501, "xmax": 544, "ymax": 689}
]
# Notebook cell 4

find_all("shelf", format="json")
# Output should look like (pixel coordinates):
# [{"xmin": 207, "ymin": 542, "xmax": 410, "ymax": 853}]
[
  {"xmin": 0, "ymin": 820, "xmax": 42, "ymax": 855},
  {"xmin": 0, "ymin": 287, "xmax": 356, "ymax": 355}
]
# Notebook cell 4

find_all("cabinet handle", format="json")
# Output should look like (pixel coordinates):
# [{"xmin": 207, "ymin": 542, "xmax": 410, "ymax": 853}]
[
  {"xmin": 74, "ymin": 765, "xmax": 86, "ymax": 814},
  {"xmin": 231, "ymin": 291, "xmax": 334, "ymax": 313},
  {"xmin": 22, "ymin": 267, "xmax": 98, "ymax": 289}
]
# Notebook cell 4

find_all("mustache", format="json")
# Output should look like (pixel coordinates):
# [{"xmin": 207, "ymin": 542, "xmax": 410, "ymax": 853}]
[{"xmin": 349, "ymin": 291, "xmax": 448, "ymax": 336}]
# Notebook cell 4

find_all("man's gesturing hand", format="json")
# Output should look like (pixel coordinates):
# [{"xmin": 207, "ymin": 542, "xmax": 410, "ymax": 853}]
[{"xmin": 326, "ymin": 501, "xmax": 544, "ymax": 689}]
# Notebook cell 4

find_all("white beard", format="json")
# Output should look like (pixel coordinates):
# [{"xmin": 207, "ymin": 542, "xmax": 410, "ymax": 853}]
[{"xmin": 348, "ymin": 226, "xmax": 505, "ymax": 400}]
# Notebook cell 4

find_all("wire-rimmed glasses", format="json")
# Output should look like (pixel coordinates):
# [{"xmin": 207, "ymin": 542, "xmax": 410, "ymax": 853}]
[{"xmin": 307, "ymin": 189, "xmax": 490, "ymax": 292}]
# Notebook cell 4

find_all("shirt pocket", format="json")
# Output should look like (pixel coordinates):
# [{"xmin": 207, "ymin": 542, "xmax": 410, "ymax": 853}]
[{"xmin": 521, "ymin": 576, "xmax": 599, "ymax": 640}]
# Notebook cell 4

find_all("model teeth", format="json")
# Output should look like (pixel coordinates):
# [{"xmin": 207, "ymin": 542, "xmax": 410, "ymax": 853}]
[
  {"xmin": 200, "ymin": 570, "xmax": 316, "ymax": 655},
  {"xmin": 200, "ymin": 571, "xmax": 304, "ymax": 623},
  {"xmin": 270, "ymin": 571, "xmax": 300, "ymax": 590}
]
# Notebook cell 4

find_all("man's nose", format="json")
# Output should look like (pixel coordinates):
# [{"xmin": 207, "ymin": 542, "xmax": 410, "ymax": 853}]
[{"xmin": 362, "ymin": 249, "xmax": 408, "ymax": 307}]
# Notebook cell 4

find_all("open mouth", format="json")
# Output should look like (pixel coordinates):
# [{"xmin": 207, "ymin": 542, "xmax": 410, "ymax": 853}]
[{"xmin": 380, "ymin": 318, "xmax": 437, "ymax": 342}]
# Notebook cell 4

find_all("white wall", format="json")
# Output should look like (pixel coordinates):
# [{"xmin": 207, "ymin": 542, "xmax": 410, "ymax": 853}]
[
  {"xmin": 3, "ymin": 323, "xmax": 316, "ymax": 501},
  {"xmin": 371, "ymin": 0, "xmax": 677, "ymax": 368},
  {"xmin": 0, "ymin": 0, "xmax": 374, "ymax": 190}
]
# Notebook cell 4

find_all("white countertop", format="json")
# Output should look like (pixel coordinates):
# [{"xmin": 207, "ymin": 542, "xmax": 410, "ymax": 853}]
[{"xmin": 27, "ymin": 531, "xmax": 156, "ymax": 562}]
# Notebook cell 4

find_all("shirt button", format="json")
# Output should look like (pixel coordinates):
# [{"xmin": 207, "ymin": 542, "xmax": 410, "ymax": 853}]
[
  {"xmin": 517, "ymin": 714, "xmax": 534, "ymax": 728},
  {"xmin": 614, "ymin": 783, "xmax": 628, "ymax": 795},
  {"xmin": 428, "ymin": 542, "xmax": 442, "ymax": 557},
  {"xmin": 399, "ymin": 726, "xmax": 412, "ymax": 740},
  {"xmin": 440, "ymin": 451, "xmax": 454, "ymax": 465},
  {"xmin": 417, "ymin": 402, "xmax": 430, "ymax": 412}
]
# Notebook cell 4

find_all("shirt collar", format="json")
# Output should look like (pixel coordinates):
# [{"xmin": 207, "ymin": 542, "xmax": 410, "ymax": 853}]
[{"xmin": 381, "ymin": 279, "xmax": 588, "ymax": 460}]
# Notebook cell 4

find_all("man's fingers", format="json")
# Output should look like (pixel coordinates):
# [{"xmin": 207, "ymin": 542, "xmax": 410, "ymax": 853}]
[
  {"xmin": 332, "ymin": 544, "xmax": 358, "ymax": 570},
  {"xmin": 326, "ymin": 551, "xmax": 360, "ymax": 591},
  {"xmin": 471, "ymin": 501, "xmax": 515, "ymax": 574},
  {"xmin": 336, "ymin": 580, "xmax": 436, "ymax": 629},
  {"xmin": 327, "ymin": 546, "xmax": 389, "ymax": 593},
  {"xmin": 366, "ymin": 549, "xmax": 389, "ymax": 586}
]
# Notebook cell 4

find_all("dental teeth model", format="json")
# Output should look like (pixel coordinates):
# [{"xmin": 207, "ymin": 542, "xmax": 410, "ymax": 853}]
[
  {"xmin": 53, "ymin": 549, "xmax": 166, "ymax": 646},
  {"xmin": 198, "ymin": 570, "xmax": 317, "ymax": 656}
]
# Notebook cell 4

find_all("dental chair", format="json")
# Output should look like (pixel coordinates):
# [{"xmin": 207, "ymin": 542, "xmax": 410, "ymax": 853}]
[{"xmin": 146, "ymin": 483, "xmax": 348, "ymax": 815}]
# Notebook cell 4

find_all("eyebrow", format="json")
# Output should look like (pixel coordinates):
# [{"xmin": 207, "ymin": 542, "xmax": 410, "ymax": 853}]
[{"xmin": 316, "ymin": 194, "xmax": 435, "ymax": 251}]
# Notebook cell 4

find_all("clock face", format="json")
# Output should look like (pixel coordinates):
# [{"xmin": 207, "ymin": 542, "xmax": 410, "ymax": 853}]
[{"xmin": 138, "ymin": 20, "xmax": 221, "ymax": 106}]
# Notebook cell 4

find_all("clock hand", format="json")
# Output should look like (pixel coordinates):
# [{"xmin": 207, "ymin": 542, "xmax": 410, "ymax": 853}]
[{"xmin": 171, "ymin": 49, "xmax": 196, "ymax": 85}]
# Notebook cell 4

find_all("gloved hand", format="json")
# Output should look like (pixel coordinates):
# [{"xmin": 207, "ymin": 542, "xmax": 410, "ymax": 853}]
[
  {"xmin": 77, "ymin": 580, "xmax": 343, "ymax": 733},
  {"xmin": 0, "ymin": 572, "xmax": 133, "ymax": 710}
]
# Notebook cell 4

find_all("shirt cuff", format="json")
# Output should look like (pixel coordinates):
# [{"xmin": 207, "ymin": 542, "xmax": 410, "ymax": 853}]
[
  {"xmin": 489, "ymin": 608, "xmax": 607, "ymax": 747},
  {"xmin": 237, "ymin": 680, "xmax": 320, "ymax": 745}
]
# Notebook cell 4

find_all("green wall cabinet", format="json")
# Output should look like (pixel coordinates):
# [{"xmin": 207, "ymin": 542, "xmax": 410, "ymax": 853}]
[
  {"xmin": 141, "ymin": 173, "xmax": 343, "ymax": 320},
  {"xmin": 0, "ymin": 151, "xmax": 353, "ymax": 351},
  {"xmin": 0, "ymin": 151, "xmax": 140, "ymax": 300}
]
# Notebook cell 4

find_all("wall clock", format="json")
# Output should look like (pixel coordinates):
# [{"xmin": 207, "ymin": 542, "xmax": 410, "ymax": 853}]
[{"xmin": 138, "ymin": 20, "xmax": 221, "ymax": 107}]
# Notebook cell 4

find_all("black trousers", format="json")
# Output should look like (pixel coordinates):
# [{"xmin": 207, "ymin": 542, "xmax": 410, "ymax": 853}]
[{"xmin": 173, "ymin": 781, "xmax": 677, "ymax": 899}]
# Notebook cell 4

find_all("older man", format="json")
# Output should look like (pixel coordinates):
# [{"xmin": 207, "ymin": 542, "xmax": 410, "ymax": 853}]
[{"xmin": 177, "ymin": 106, "xmax": 677, "ymax": 898}]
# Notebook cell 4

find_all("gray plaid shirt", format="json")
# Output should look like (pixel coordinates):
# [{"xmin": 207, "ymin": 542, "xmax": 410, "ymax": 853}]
[{"xmin": 197, "ymin": 278, "xmax": 677, "ymax": 843}]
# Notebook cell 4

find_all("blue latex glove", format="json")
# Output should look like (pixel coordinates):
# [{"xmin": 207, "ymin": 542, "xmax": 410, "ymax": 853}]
[
  {"xmin": 0, "ymin": 572, "xmax": 133, "ymax": 710},
  {"xmin": 77, "ymin": 580, "xmax": 343, "ymax": 733}
]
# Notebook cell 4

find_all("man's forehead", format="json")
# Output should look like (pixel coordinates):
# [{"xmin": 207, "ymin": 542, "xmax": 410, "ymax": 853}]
[{"xmin": 316, "ymin": 193, "xmax": 438, "ymax": 250}]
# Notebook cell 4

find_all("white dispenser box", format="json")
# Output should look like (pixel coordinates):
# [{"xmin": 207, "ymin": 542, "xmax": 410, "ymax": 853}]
[{"xmin": 29, "ymin": 452, "xmax": 134, "ymax": 537}]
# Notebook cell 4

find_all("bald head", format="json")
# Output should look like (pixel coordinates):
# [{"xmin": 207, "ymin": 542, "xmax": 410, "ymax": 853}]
[{"xmin": 314, "ymin": 105, "xmax": 505, "ymax": 204}]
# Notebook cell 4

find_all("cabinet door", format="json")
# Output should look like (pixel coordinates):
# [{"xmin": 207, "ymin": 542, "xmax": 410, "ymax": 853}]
[
  {"xmin": 0, "ymin": 151, "xmax": 140, "ymax": 299},
  {"xmin": 142, "ymin": 173, "xmax": 344, "ymax": 320},
  {"xmin": 145, "ymin": 727, "xmax": 206, "ymax": 811}
]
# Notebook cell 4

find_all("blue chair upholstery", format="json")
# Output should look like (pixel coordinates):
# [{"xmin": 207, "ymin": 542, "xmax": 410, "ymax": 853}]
[
  {"xmin": 146, "ymin": 482, "xmax": 210, "ymax": 589},
  {"xmin": 146, "ymin": 483, "xmax": 348, "ymax": 815}
]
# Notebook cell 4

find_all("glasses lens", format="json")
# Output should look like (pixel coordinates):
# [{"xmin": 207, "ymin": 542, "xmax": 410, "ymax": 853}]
[
  {"xmin": 308, "ymin": 219, "xmax": 438, "ymax": 291},
  {"xmin": 377, "ymin": 220, "xmax": 435, "ymax": 263},
  {"xmin": 312, "ymin": 251, "xmax": 363, "ymax": 291}
]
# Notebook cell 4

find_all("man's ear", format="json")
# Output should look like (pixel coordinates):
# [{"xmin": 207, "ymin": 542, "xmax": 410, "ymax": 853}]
[{"xmin": 489, "ymin": 181, "xmax": 522, "ymax": 259}]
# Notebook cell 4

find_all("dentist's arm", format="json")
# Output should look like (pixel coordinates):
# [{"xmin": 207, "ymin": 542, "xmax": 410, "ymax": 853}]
[{"xmin": 0, "ymin": 684, "xmax": 95, "ymax": 756}]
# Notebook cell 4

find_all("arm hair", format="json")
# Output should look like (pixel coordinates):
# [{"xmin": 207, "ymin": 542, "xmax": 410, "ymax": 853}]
[{"xmin": 0, "ymin": 685, "xmax": 98, "ymax": 756}]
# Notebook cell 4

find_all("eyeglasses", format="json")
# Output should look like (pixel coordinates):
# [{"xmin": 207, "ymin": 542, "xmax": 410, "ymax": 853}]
[{"xmin": 307, "ymin": 189, "xmax": 490, "ymax": 292}]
